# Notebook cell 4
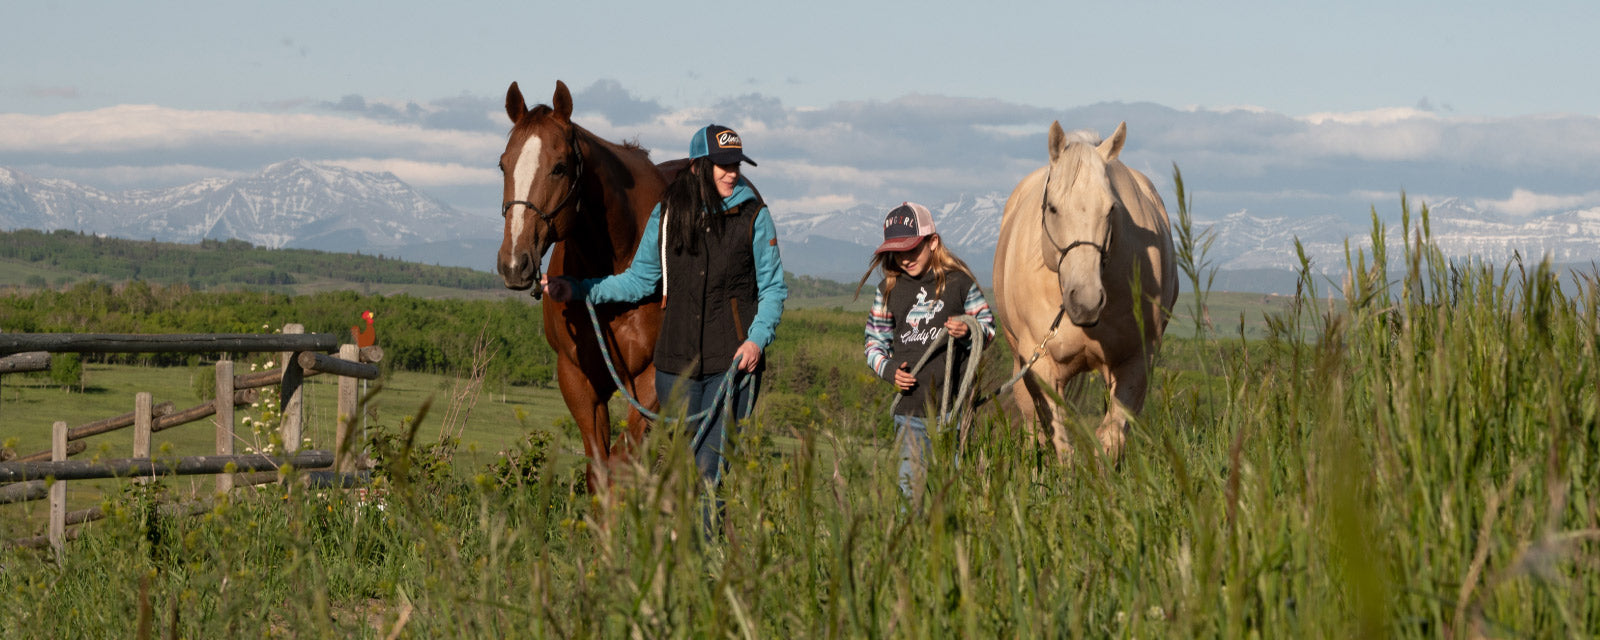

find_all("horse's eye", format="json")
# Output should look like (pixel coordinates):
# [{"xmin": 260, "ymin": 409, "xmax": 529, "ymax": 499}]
[
  {"xmin": 551, "ymin": 162, "xmax": 568, "ymax": 176},
  {"xmin": 497, "ymin": 161, "xmax": 505, "ymax": 173},
  {"xmin": 1047, "ymin": 204, "xmax": 1058, "ymax": 215}
]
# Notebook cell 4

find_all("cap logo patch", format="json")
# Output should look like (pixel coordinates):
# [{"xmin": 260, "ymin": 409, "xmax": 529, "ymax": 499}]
[{"xmin": 716, "ymin": 131, "xmax": 742, "ymax": 149}]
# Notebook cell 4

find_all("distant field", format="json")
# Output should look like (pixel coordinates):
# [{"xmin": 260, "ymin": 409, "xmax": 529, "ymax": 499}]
[{"xmin": 0, "ymin": 259, "xmax": 532, "ymax": 301}]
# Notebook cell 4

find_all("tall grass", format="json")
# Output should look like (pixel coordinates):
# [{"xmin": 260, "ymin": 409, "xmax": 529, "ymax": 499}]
[{"xmin": 2, "ymin": 196, "xmax": 1597, "ymax": 638}]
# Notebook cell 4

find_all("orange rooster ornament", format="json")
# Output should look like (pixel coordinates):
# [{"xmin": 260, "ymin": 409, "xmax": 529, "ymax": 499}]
[{"xmin": 350, "ymin": 310, "xmax": 376, "ymax": 347}]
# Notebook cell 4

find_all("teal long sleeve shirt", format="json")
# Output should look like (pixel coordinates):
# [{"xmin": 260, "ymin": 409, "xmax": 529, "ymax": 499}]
[{"xmin": 579, "ymin": 179, "xmax": 787, "ymax": 351}]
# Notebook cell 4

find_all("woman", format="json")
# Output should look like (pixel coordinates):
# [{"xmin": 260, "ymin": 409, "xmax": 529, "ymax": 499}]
[{"xmin": 544, "ymin": 124, "xmax": 787, "ymax": 495}]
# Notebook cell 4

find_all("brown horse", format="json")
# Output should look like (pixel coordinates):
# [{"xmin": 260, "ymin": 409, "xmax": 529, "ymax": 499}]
[
  {"xmin": 497, "ymin": 80, "xmax": 665, "ymax": 490},
  {"xmin": 993, "ymin": 121, "xmax": 1178, "ymax": 463}
]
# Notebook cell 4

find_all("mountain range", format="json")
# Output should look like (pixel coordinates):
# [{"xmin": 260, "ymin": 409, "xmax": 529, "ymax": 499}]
[
  {"xmin": 0, "ymin": 159, "xmax": 487, "ymax": 255},
  {"xmin": 4, "ymin": 161, "xmax": 1599, "ymax": 295}
]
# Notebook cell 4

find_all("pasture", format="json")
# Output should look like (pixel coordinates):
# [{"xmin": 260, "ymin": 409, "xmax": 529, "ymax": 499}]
[{"xmin": 2, "ymin": 208, "xmax": 1598, "ymax": 637}]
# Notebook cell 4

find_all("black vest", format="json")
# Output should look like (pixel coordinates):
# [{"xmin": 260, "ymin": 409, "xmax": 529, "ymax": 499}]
[{"xmin": 656, "ymin": 201, "xmax": 761, "ymax": 377}]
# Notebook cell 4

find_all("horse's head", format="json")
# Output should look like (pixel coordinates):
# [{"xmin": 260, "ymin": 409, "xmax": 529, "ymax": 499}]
[
  {"xmin": 497, "ymin": 80, "xmax": 586, "ymax": 293},
  {"xmin": 1040, "ymin": 120, "xmax": 1127, "ymax": 327}
]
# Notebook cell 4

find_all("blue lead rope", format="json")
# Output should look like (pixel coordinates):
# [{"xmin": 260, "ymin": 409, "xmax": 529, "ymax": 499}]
[{"xmin": 583, "ymin": 299, "xmax": 750, "ymax": 451}]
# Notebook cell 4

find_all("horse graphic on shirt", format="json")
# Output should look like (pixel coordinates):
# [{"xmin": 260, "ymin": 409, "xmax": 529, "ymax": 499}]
[{"xmin": 900, "ymin": 286, "xmax": 946, "ymax": 346}]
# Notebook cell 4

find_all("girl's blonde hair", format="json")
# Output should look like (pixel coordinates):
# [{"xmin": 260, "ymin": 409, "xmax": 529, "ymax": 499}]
[{"xmin": 853, "ymin": 234, "xmax": 977, "ymax": 300}]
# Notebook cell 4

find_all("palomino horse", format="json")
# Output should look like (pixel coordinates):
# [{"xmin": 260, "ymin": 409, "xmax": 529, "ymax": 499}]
[
  {"xmin": 992, "ymin": 121, "xmax": 1177, "ymax": 462},
  {"xmin": 497, "ymin": 80, "xmax": 665, "ymax": 490}
]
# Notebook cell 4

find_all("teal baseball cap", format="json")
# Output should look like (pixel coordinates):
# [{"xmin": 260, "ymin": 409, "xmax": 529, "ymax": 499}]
[{"xmin": 689, "ymin": 124, "xmax": 757, "ymax": 166}]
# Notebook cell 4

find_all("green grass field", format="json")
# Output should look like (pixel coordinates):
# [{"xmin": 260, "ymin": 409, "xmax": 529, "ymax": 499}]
[{"xmin": 2, "ymin": 210, "xmax": 1598, "ymax": 637}]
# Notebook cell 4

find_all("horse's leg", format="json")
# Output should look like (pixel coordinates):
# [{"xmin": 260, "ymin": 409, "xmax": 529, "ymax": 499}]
[
  {"xmin": 613, "ymin": 365, "xmax": 658, "ymax": 463},
  {"xmin": 1019, "ymin": 358, "xmax": 1083, "ymax": 461},
  {"xmin": 1098, "ymin": 356, "xmax": 1151, "ymax": 464},
  {"xmin": 556, "ymin": 356, "xmax": 611, "ymax": 492},
  {"xmin": 1011, "ymin": 360, "xmax": 1053, "ymax": 451}
]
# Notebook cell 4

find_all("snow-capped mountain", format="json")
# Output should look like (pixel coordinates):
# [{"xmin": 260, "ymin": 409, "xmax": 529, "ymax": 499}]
[
  {"xmin": 0, "ymin": 161, "xmax": 491, "ymax": 252},
  {"xmin": 0, "ymin": 168, "xmax": 121, "ymax": 233},
  {"xmin": 8, "ymin": 160, "xmax": 1600, "ymax": 294},
  {"xmin": 773, "ymin": 192, "xmax": 1600, "ymax": 292}
]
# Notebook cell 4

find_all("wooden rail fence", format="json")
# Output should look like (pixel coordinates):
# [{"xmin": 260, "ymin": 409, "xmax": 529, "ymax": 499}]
[{"xmin": 0, "ymin": 326, "xmax": 383, "ymax": 559}]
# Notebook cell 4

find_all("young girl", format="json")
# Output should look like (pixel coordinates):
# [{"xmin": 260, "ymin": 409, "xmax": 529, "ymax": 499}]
[{"xmin": 858, "ymin": 202, "xmax": 995, "ymax": 497}]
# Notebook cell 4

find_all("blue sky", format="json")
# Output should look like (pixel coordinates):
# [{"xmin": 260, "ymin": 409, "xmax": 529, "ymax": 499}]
[{"xmin": 4, "ymin": 0, "xmax": 1599, "ymax": 222}]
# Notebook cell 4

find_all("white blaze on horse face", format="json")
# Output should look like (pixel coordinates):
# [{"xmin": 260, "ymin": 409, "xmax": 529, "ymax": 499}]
[{"xmin": 507, "ymin": 136, "xmax": 544, "ymax": 269}]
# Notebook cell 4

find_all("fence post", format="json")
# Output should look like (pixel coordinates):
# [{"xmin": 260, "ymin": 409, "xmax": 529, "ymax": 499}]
[
  {"xmin": 336, "ymin": 344, "xmax": 359, "ymax": 473},
  {"xmin": 133, "ymin": 392, "xmax": 153, "ymax": 485},
  {"xmin": 214, "ymin": 359, "xmax": 235, "ymax": 494},
  {"xmin": 280, "ymin": 324, "xmax": 304, "ymax": 454},
  {"xmin": 50, "ymin": 420, "xmax": 66, "ymax": 560}
]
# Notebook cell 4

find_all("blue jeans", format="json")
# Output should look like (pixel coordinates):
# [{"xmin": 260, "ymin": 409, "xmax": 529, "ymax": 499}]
[
  {"xmin": 655, "ymin": 368, "xmax": 760, "ymax": 484},
  {"xmin": 657, "ymin": 368, "xmax": 760, "ymax": 539},
  {"xmin": 894, "ymin": 414, "xmax": 936, "ymax": 498}
]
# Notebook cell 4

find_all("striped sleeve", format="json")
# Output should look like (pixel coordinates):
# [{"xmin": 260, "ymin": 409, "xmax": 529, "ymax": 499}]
[
  {"xmin": 864, "ymin": 286, "xmax": 895, "ymax": 380},
  {"xmin": 964, "ymin": 282, "xmax": 997, "ymax": 343}
]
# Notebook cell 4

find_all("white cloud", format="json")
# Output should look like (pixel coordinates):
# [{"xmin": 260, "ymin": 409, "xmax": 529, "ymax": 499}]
[
  {"xmin": 1284, "ymin": 118, "xmax": 1447, "ymax": 162},
  {"xmin": 764, "ymin": 160, "xmax": 884, "ymax": 189},
  {"xmin": 1180, "ymin": 104, "xmax": 1271, "ymax": 114},
  {"xmin": 325, "ymin": 158, "xmax": 498, "ymax": 187},
  {"xmin": 7, "ymin": 88, "xmax": 1600, "ymax": 223},
  {"xmin": 1476, "ymin": 188, "xmax": 1600, "ymax": 217},
  {"xmin": 0, "ymin": 105, "xmax": 502, "ymax": 160},
  {"xmin": 770, "ymin": 194, "xmax": 861, "ymax": 214},
  {"xmin": 21, "ymin": 163, "xmax": 248, "ymax": 188},
  {"xmin": 1299, "ymin": 107, "xmax": 1442, "ymax": 126}
]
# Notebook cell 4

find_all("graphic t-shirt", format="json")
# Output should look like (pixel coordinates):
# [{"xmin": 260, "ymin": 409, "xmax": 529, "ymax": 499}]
[{"xmin": 864, "ymin": 269, "xmax": 995, "ymax": 417}]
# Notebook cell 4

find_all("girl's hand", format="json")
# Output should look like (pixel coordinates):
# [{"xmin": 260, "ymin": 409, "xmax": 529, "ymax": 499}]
[
  {"xmin": 944, "ymin": 316, "xmax": 969, "ymax": 339},
  {"xmin": 541, "ymin": 276, "xmax": 573, "ymax": 303},
  {"xmin": 893, "ymin": 362, "xmax": 917, "ymax": 390},
  {"xmin": 735, "ymin": 340, "xmax": 762, "ymax": 373}
]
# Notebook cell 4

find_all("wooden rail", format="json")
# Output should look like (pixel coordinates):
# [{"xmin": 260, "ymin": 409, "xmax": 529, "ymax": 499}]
[
  {"xmin": 0, "ymin": 451, "xmax": 335, "ymax": 483},
  {"xmin": 0, "ymin": 351, "xmax": 50, "ymax": 373},
  {"xmin": 0, "ymin": 333, "xmax": 338, "ymax": 355},
  {"xmin": 1, "ymin": 325, "xmax": 381, "ymax": 558}
]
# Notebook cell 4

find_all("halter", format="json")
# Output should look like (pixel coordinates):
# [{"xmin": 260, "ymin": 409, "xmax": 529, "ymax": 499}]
[
  {"xmin": 501, "ymin": 128, "xmax": 586, "ymax": 223},
  {"xmin": 1039, "ymin": 166, "xmax": 1113, "ymax": 270},
  {"xmin": 503, "ymin": 128, "xmax": 586, "ymax": 301}
]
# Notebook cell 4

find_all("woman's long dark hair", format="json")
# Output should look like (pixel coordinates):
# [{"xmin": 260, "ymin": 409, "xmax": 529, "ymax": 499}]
[{"xmin": 662, "ymin": 157, "xmax": 729, "ymax": 256}]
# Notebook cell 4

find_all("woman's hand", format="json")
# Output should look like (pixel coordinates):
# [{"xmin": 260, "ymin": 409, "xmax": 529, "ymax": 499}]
[
  {"xmin": 541, "ymin": 275, "xmax": 573, "ymax": 303},
  {"xmin": 944, "ymin": 315, "xmax": 970, "ymax": 339},
  {"xmin": 735, "ymin": 340, "xmax": 762, "ymax": 373}
]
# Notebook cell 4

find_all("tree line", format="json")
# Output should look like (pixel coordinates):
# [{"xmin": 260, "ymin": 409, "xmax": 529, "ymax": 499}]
[
  {"xmin": 0, "ymin": 281, "xmax": 557, "ymax": 386},
  {"xmin": 0, "ymin": 229, "xmax": 501, "ymax": 290}
]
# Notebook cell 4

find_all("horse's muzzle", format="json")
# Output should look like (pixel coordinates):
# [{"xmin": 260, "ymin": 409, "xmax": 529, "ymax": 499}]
[
  {"xmin": 1063, "ymin": 288, "xmax": 1106, "ymax": 328},
  {"xmin": 498, "ymin": 250, "xmax": 540, "ymax": 292}
]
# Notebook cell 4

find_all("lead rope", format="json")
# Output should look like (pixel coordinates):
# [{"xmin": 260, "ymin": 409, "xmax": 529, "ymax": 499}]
[
  {"xmin": 888, "ymin": 316, "xmax": 987, "ymax": 451},
  {"xmin": 969, "ymin": 308, "xmax": 1065, "ymax": 411},
  {"xmin": 584, "ymin": 299, "xmax": 749, "ymax": 451},
  {"xmin": 887, "ymin": 308, "xmax": 1066, "ymax": 453}
]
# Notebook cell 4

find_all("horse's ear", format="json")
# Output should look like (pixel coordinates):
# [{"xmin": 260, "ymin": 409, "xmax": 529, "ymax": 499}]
[
  {"xmin": 1098, "ymin": 121, "xmax": 1127, "ymax": 162},
  {"xmin": 506, "ymin": 82, "xmax": 527, "ymax": 124},
  {"xmin": 552, "ymin": 80, "xmax": 573, "ymax": 122},
  {"xmin": 1047, "ymin": 121, "xmax": 1066, "ymax": 162}
]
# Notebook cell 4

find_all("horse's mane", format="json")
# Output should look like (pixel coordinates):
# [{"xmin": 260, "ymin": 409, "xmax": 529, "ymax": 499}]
[
  {"xmin": 1061, "ymin": 128, "xmax": 1100, "ymax": 145},
  {"xmin": 1055, "ymin": 130, "xmax": 1108, "ymax": 191},
  {"xmin": 618, "ymin": 138, "xmax": 648, "ymax": 154}
]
